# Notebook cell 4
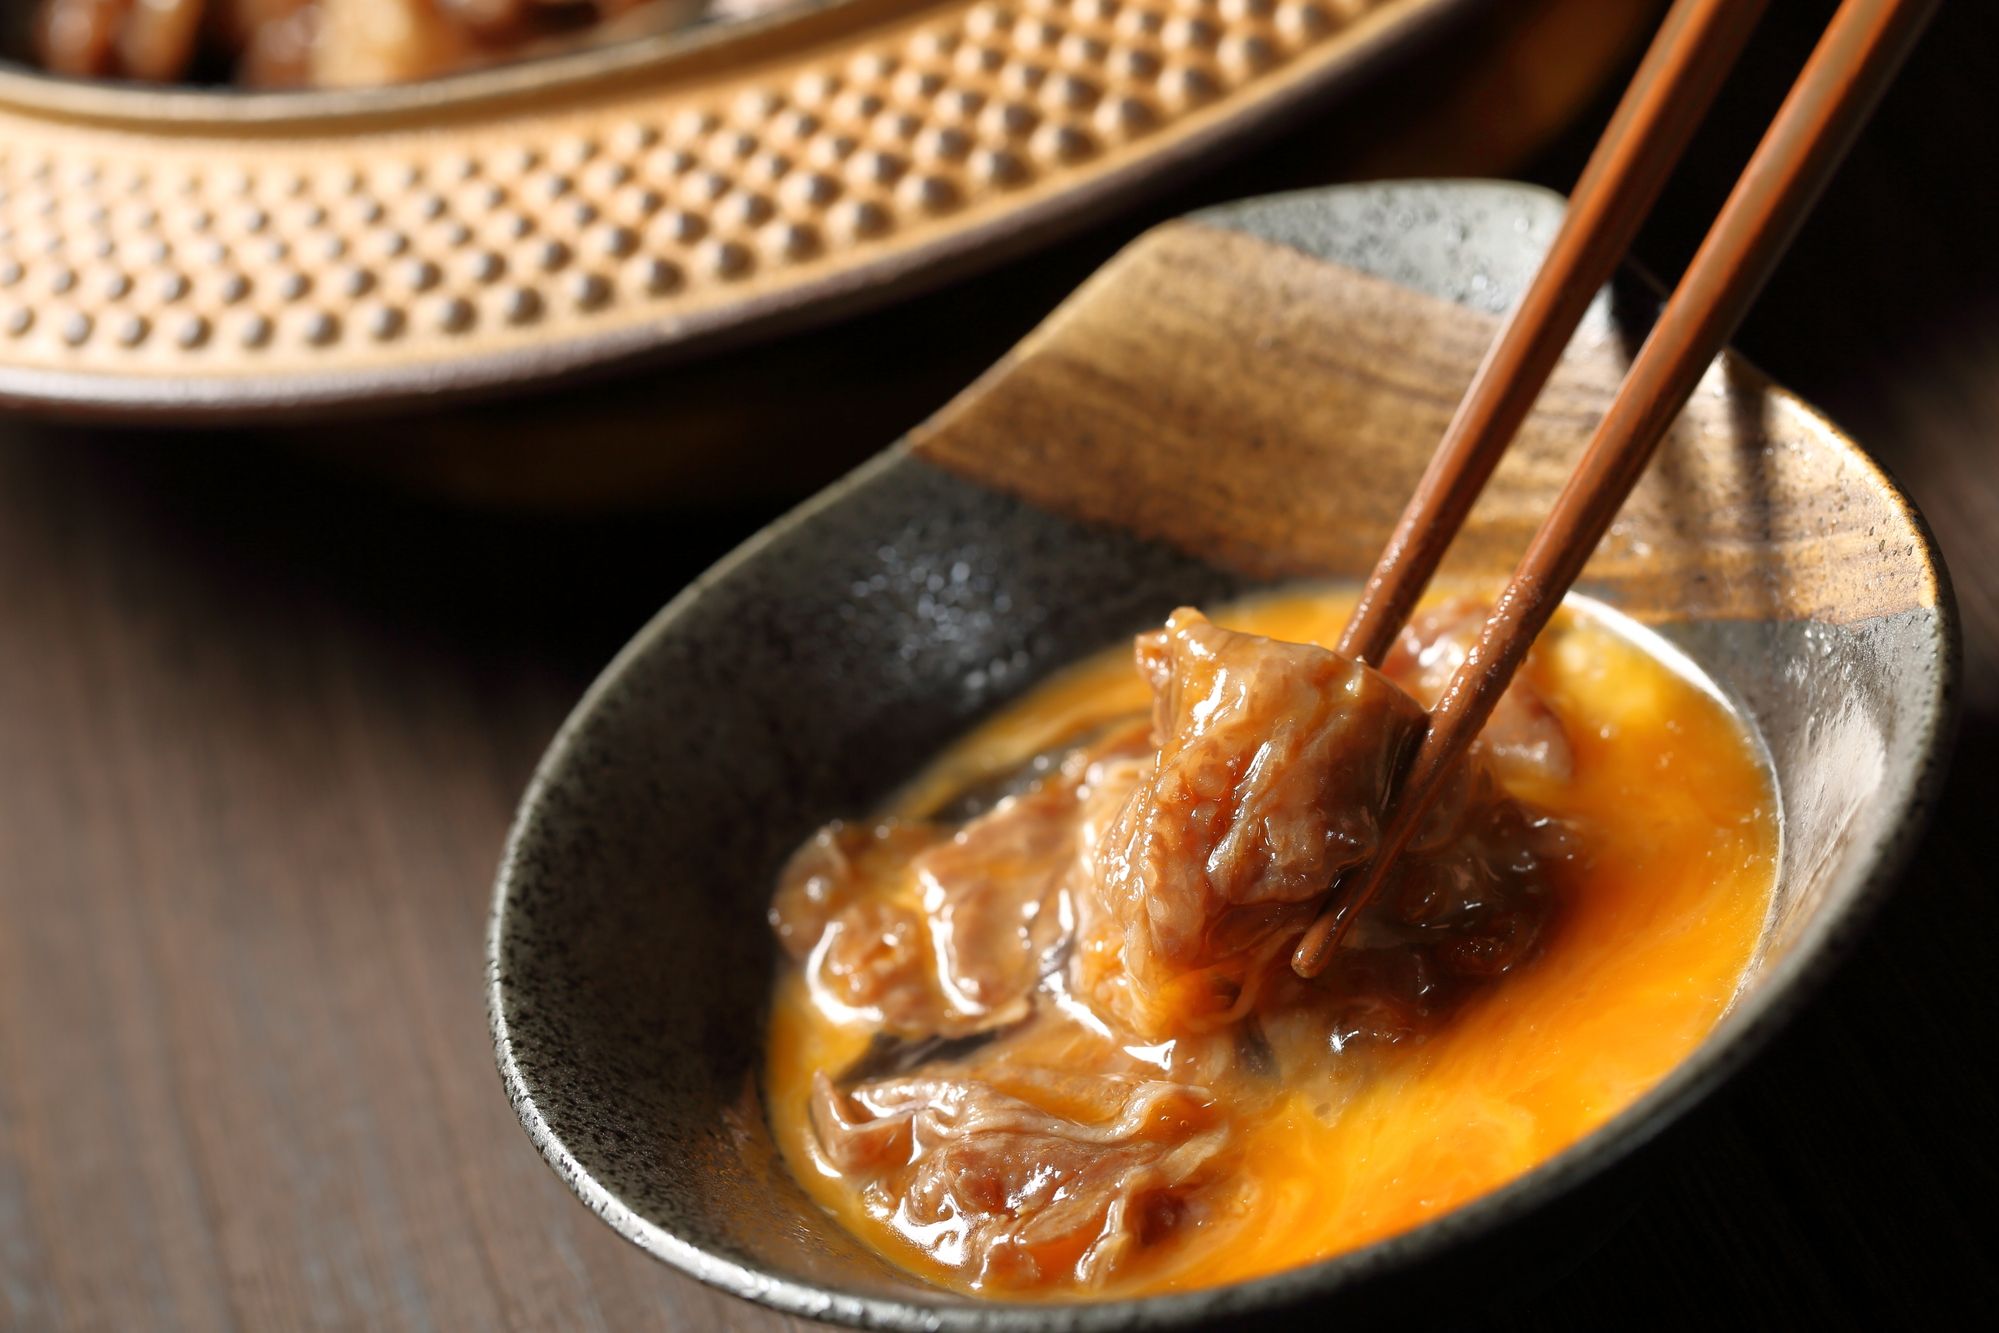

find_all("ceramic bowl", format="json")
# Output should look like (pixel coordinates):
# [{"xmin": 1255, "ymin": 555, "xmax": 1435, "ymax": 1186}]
[{"xmin": 488, "ymin": 179, "xmax": 1956, "ymax": 1329}]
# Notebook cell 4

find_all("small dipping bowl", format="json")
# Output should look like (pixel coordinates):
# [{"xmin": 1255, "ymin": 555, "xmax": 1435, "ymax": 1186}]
[{"xmin": 488, "ymin": 180, "xmax": 1956, "ymax": 1329}]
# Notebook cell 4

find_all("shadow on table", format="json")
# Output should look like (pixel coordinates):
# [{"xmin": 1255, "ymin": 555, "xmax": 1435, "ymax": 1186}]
[{"xmin": 5, "ymin": 433, "xmax": 787, "ymax": 687}]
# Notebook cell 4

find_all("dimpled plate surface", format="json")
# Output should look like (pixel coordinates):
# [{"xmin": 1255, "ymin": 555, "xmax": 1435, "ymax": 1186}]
[{"xmin": 0, "ymin": 0, "xmax": 1480, "ymax": 415}]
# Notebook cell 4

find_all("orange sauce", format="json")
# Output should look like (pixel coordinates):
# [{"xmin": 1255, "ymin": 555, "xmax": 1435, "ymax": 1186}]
[{"xmin": 765, "ymin": 587, "xmax": 1778, "ymax": 1298}]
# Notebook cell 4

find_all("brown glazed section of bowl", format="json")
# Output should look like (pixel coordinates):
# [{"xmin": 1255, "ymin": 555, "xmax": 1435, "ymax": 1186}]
[{"xmin": 487, "ymin": 180, "xmax": 1956, "ymax": 1329}]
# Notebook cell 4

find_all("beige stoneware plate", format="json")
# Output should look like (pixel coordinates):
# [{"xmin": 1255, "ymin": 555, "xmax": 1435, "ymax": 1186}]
[{"xmin": 0, "ymin": 0, "xmax": 1650, "ymax": 418}]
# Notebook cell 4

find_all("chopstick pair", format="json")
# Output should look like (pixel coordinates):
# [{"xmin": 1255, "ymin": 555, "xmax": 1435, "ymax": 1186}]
[{"xmin": 1292, "ymin": 0, "xmax": 1937, "ymax": 979}]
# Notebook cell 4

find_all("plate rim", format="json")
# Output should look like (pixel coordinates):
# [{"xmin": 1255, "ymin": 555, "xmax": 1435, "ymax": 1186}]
[{"xmin": 0, "ymin": 0, "xmax": 1491, "ymax": 420}]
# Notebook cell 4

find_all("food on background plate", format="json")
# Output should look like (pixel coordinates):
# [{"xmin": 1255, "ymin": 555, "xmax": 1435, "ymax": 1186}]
[
  {"xmin": 33, "ymin": 0, "xmax": 793, "ymax": 88},
  {"xmin": 765, "ymin": 587, "xmax": 1777, "ymax": 1298}
]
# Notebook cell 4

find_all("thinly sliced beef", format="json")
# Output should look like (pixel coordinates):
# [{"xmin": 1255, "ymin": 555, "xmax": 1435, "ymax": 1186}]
[
  {"xmin": 812, "ymin": 1069, "xmax": 1228, "ymax": 1289},
  {"xmin": 770, "ymin": 820, "xmax": 953, "ymax": 1034},
  {"xmin": 910, "ymin": 782, "xmax": 1078, "ymax": 1025},
  {"xmin": 1380, "ymin": 771, "xmax": 1573, "ymax": 970},
  {"xmin": 774, "ymin": 603, "xmax": 1579, "ymax": 1290},
  {"xmin": 1084, "ymin": 609, "xmax": 1429, "ymax": 1037},
  {"xmin": 769, "ymin": 819, "xmax": 938, "ymax": 961},
  {"xmin": 1382, "ymin": 600, "xmax": 1574, "ymax": 787},
  {"xmin": 771, "ymin": 731, "xmax": 1149, "ymax": 1038}
]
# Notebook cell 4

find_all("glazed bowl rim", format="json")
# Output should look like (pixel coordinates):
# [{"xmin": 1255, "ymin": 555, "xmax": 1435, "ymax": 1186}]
[{"xmin": 487, "ymin": 184, "xmax": 1960, "ymax": 1331}]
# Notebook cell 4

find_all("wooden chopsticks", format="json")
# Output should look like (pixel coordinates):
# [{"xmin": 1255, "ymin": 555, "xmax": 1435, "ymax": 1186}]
[
  {"xmin": 1336, "ymin": 0, "xmax": 1769, "ymax": 668},
  {"xmin": 1294, "ymin": 0, "xmax": 1937, "ymax": 980}
]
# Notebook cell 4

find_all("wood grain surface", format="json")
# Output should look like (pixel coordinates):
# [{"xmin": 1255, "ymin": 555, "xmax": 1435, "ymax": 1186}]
[
  {"xmin": 911, "ymin": 217, "xmax": 1935, "ymax": 625},
  {"xmin": 1, "ymin": 1, "xmax": 1993, "ymax": 1328}
]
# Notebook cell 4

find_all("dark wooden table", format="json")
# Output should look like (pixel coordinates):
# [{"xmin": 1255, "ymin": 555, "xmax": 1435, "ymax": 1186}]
[{"xmin": 3, "ymin": 3, "xmax": 1993, "ymax": 1328}]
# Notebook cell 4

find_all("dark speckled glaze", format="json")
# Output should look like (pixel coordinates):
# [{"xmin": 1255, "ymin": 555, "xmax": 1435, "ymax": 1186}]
[{"xmin": 488, "ymin": 181, "xmax": 1958, "ymax": 1330}]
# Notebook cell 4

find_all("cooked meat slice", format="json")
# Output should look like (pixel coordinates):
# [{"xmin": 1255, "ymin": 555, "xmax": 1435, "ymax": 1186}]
[
  {"xmin": 770, "ymin": 819, "xmax": 972, "ymax": 1035},
  {"xmin": 769, "ymin": 819, "xmax": 939, "ymax": 961},
  {"xmin": 113, "ymin": 0, "xmax": 203, "ymax": 81},
  {"xmin": 1084, "ymin": 609, "xmax": 1429, "ymax": 1037},
  {"xmin": 1381, "ymin": 600, "xmax": 1575, "ymax": 788},
  {"xmin": 812, "ymin": 1068, "xmax": 1228, "ymax": 1289},
  {"xmin": 311, "ymin": 0, "xmax": 470, "ymax": 87},
  {"xmin": 235, "ymin": 0, "xmax": 318, "ymax": 86},
  {"xmin": 773, "ymin": 730, "xmax": 1155, "ymax": 1039},
  {"xmin": 910, "ymin": 781, "xmax": 1078, "ymax": 1023},
  {"xmin": 38, "ymin": 0, "xmax": 136, "ymax": 77}
]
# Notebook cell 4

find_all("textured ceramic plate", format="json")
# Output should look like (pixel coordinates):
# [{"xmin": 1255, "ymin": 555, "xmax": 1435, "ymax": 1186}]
[
  {"xmin": 0, "ymin": 0, "xmax": 1652, "ymax": 419},
  {"xmin": 488, "ymin": 180, "xmax": 1957, "ymax": 1328}
]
